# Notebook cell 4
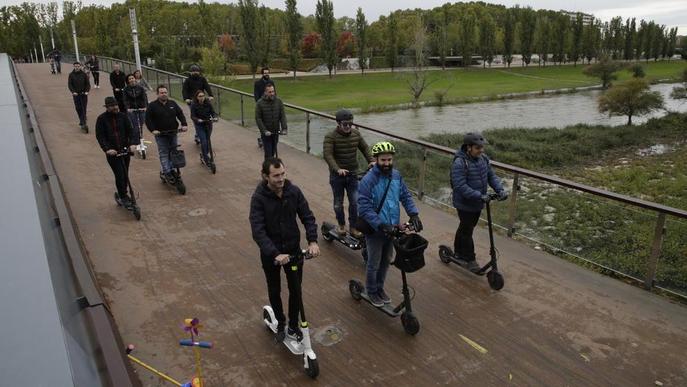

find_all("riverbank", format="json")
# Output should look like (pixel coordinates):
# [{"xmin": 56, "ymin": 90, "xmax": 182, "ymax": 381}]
[{"xmin": 211, "ymin": 60, "xmax": 686, "ymax": 113}]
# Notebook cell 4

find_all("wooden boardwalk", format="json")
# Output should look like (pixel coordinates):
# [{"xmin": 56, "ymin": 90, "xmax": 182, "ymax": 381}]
[{"xmin": 17, "ymin": 63, "xmax": 687, "ymax": 386}]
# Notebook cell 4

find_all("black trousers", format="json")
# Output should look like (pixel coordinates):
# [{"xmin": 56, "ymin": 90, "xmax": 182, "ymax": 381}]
[
  {"xmin": 106, "ymin": 154, "xmax": 130, "ymax": 197},
  {"xmin": 454, "ymin": 209, "xmax": 481, "ymax": 261},
  {"xmin": 92, "ymin": 71, "xmax": 99, "ymax": 86},
  {"xmin": 262, "ymin": 260, "xmax": 303, "ymax": 330},
  {"xmin": 113, "ymin": 89, "xmax": 126, "ymax": 111}
]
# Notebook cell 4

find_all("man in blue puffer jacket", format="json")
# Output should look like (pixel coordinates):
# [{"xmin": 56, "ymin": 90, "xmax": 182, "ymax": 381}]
[
  {"xmin": 358, "ymin": 141, "xmax": 423, "ymax": 307},
  {"xmin": 451, "ymin": 132, "xmax": 508, "ymax": 272}
]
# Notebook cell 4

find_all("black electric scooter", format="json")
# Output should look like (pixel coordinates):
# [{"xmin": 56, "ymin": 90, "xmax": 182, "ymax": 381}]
[
  {"xmin": 438, "ymin": 192, "xmax": 505, "ymax": 290},
  {"xmin": 348, "ymin": 223, "xmax": 427, "ymax": 335},
  {"xmin": 157, "ymin": 130, "xmax": 187, "ymax": 195},
  {"xmin": 113, "ymin": 150, "xmax": 141, "ymax": 221},
  {"xmin": 198, "ymin": 117, "xmax": 218, "ymax": 174}
]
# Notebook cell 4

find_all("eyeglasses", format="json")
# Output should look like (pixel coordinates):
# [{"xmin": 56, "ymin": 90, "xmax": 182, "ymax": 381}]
[
  {"xmin": 340, "ymin": 121, "xmax": 353, "ymax": 128},
  {"xmin": 197, "ymin": 94, "xmax": 205, "ymax": 98}
]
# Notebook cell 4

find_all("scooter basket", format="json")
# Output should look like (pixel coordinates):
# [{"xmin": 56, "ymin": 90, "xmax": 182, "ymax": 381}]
[
  {"xmin": 392, "ymin": 233, "xmax": 428, "ymax": 273},
  {"xmin": 170, "ymin": 149, "xmax": 186, "ymax": 168}
]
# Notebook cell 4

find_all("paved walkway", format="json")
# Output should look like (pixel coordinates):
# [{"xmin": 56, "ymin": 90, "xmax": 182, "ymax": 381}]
[{"xmin": 17, "ymin": 63, "xmax": 687, "ymax": 386}]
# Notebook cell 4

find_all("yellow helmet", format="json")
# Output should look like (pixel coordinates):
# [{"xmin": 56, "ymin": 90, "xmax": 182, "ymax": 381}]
[{"xmin": 371, "ymin": 141, "xmax": 395, "ymax": 156}]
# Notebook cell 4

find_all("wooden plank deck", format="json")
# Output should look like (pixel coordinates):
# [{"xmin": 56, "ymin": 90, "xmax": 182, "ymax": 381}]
[{"xmin": 17, "ymin": 63, "xmax": 687, "ymax": 386}]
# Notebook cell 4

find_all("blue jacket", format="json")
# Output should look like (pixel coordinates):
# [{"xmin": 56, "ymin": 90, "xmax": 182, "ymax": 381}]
[
  {"xmin": 451, "ymin": 148, "xmax": 504, "ymax": 212},
  {"xmin": 358, "ymin": 165, "xmax": 418, "ymax": 232}
]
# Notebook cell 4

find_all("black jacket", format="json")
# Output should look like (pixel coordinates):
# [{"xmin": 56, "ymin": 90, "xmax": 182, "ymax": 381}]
[
  {"xmin": 182, "ymin": 74, "xmax": 213, "ymax": 100},
  {"xmin": 96, "ymin": 111, "xmax": 136, "ymax": 151},
  {"xmin": 253, "ymin": 77, "xmax": 275, "ymax": 101},
  {"xmin": 249, "ymin": 180, "xmax": 318, "ymax": 263},
  {"xmin": 123, "ymin": 84, "xmax": 148, "ymax": 109},
  {"xmin": 145, "ymin": 99, "xmax": 187, "ymax": 134},
  {"xmin": 190, "ymin": 100, "xmax": 217, "ymax": 123},
  {"xmin": 68, "ymin": 70, "xmax": 90, "ymax": 93},
  {"xmin": 85, "ymin": 58, "xmax": 99, "ymax": 71},
  {"xmin": 110, "ymin": 71, "xmax": 127, "ymax": 90},
  {"xmin": 255, "ymin": 97, "xmax": 287, "ymax": 135}
]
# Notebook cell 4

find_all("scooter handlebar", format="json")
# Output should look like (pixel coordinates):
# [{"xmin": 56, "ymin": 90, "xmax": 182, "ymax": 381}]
[
  {"xmin": 179, "ymin": 339, "xmax": 213, "ymax": 349},
  {"xmin": 274, "ymin": 250, "xmax": 313, "ymax": 266}
]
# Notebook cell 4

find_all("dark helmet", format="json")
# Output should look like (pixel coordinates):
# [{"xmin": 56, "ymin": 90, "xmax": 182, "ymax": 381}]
[
  {"xmin": 463, "ymin": 132, "xmax": 488, "ymax": 147},
  {"xmin": 103, "ymin": 96, "xmax": 118, "ymax": 107},
  {"xmin": 189, "ymin": 64, "xmax": 201, "ymax": 72},
  {"xmin": 335, "ymin": 109, "xmax": 353, "ymax": 122}
]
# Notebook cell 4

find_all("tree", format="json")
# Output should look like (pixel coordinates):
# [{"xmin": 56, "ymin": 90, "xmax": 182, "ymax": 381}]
[
  {"xmin": 285, "ymin": 0, "xmax": 303, "ymax": 80},
  {"xmin": 583, "ymin": 55, "xmax": 625, "ymax": 88},
  {"xmin": 385, "ymin": 13, "xmax": 399, "ymax": 71},
  {"xmin": 628, "ymin": 63, "xmax": 645, "ymax": 78},
  {"xmin": 355, "ymin": 7, "xmax": 369, "ymax": 75},
  {"xmin": 582, "ymin": 19, "xmax": 601, "ymax": 64},
  {"xmin": 623, "ymin": 18, "xmax": 636, "ymax": 60},
  {"xmin": 336, "ymin": 31, "xmax": 354, "ymax": 57},
  {"xmin": 301, "ymin": 32, "xmax": 321, "ymax": 58},
  {"xmin": 598, "ymin": 78, "xmax": 664, "ymax": 125},
  {"xmin": 256, "ymin": 6, "xmax": 273, "ymax": 67},
  {"xmin": 434, "ymin": 5, "xmax": 449, "ymax": 70},
  {"xmin": 479, "ymin": 14, "xmax": 496, "ymax": 68},
  {"xmin": 535, "ymin": 15, "xmax": 551, "ymax": 66},
  {"xmin": 199, "ymin": 42, "xmax": 225, "ymax": 75},
  {"xmin": 238, "ymin": 0, "xmax": 261, "ymax": 78},
  {"xmin": 458, "ymin": 9, "xmax": 476, "ymax": 68},
  {"xmin": 503, "ymin": 9, "xmax": 515, "ymax": 68},
  {"xmin": 570, "ymin": 13, "xmax": 584, "ymax": 66},
  {"xmin": 518, "ymin": 7, "xmax": 536, "ymax": 66},
  {"xmin": 315, "ymin": 0, "xmax": 336, "ymax": 78},
  {"xmin": 670, "ymin": 69, "xmax": 687, "ymax": 100},
  {"xmin": 405, "ymin": 14, "xmax": 435, "ymax": 107},
  {"xmin": 551, "ymin": 14, "xmax": 568, "ymax": 65},
  {"xmin": 666, "ymin": 27, "xmax": 678, "ymax": 59}
]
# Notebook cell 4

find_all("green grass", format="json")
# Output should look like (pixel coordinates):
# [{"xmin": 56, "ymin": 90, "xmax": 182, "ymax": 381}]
[{"xmin": 210, "ymin": 60, "xmax": 687, "ymax": 112}]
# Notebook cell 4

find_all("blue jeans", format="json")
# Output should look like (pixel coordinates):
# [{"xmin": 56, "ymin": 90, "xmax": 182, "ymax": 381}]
[
  {"xmin": 261, "ymin": 132, "xmax": 279, "ymax": 160},
  {"xmin": 330, "ymin": 172, "xmax": 359, "ymax": 226},
  {"xmin": 72, "ymin": 94, "xmax": 88, "ymax": 125},
  {"xmin": 127, "ymin": 110, "xmax": 145, "ymax": 145},
  {"xmin": 155, "ymin": 134, "xmax": 178, "ymax": 174},
  {"xmin": 196, "ymin": 123, "xmax": 213, "ymax": 163},
  {"xmin": 365, "ymin": 232, "xmax": 394, "ymax": 295}
]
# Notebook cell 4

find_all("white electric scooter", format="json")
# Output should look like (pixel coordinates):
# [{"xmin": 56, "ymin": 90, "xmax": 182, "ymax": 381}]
[{"xmin": 262, "ymin": 250, "xmax": 319, "ymax": 379}]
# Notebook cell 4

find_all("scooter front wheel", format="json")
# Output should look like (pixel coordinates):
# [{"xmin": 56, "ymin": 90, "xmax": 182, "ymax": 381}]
[
  {"xmin": 305, "ymin": 357, "xmax": 319, "ymax": 379},
  {"xmin": 176, "ymin": 180, "xmax": 186, "ymax": 195},
  {"xmin": 140, "ymin": 150, "xmax": 146, "ymax": 160},
  {"xmin": 133, "ymin": 206, "xmax": 141, "ymax": 221},
  {"xmin": 349, "ymin": 280, "xmax": 363, "ymax": 301},
  {"xmin": 487, "ymin": 270, "xmax": 505, "ymax": 291},
  {"xmin": 438, "ymin": 245, "xmax": 453, "ymax": 264},
  {"xmin": 321, "ymin": 225, "xmax": 333, "ymax": 242},
  {"xmin": 401, "ymin": 312, "xmax": 420, "ymax": 336}
]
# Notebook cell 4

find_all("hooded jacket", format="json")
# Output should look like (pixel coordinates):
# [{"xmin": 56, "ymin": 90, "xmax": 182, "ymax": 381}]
[
  {"xmin": 95, "ymin": 110, "xmax": 136, "ymax": 151},
  {"xmin": 249, "ymin": 180, "xmax": 318, "ymax": 264},
  {"xmin": 182, "ymin": 74, "xmax": 213, "ymax": 100},
  {"xmin": 358, "ymin": 164, "xmax": 418, "ymax": 233},
  {"xmin": 450, "ymin": 148, "xmax": 504, "ymax": 212}
]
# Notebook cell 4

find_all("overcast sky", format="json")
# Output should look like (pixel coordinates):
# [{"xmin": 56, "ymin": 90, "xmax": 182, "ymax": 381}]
[{"xmin": 3, "ymin": 0, "xmax": 686, "ymax": 34}]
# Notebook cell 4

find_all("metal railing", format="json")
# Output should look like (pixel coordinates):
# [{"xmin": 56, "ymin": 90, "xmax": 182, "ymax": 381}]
[{"xmin": 96, "ymin": 55, "xmax": 687, "ymax": 299}]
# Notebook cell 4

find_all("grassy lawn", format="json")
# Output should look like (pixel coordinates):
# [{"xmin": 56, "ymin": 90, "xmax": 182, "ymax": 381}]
[{"xmin": 210, "ymin": 60, "xmax": 687, "ymax": 112}]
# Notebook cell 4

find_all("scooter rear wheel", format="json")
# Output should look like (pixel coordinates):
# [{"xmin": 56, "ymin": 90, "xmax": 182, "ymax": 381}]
[
  {"xmin": 262, "ymin": 308, "xmax": 272, "ymax": 328},
  {"xmin": 305, "ymin": 357, "xmax": 319, "ymax": 379},
  {"xmin": 176, "ymin": 180, "xmax": 186, "ymax": 195},
  {"xmin": 487, "ymin": 270, "xmax": 505, "ymax": 291},
  {"xmin": 133, "ymin": 206, "xmax": 141, "ymax": 221},
  {"xmin": 210, "ymin": 163, "xmax": 216, "ymax": 174},
  {"xmin": 438, "ymin": 245, "xmax": 453, "ymax": 264},
  {"xmin": 401, "ymin": 312, "xmax": 420, "ymax": 335},
  {"xmin": 349, "ymin": 280, "xmax": 363, "ymax": 301},
  {"xmin": 141, "ymin": 150, "xmax": 146, "ymax": 160}
]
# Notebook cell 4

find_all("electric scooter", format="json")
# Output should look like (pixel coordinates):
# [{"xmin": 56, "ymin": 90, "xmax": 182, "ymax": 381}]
[
  {"xmin": 157, "ymin": 130, "xmax": 187, "ymax": 195},
  {"xmin": 262, "ymin": 250, "xmax": 319, "ymax": 379},
  {"xmin": 438, "ymin": 191, "xmax": 505, "ymax": 290},
  {"xmin": 348, "ymin": 223, "xmax": 428, "ymax": 335},
  {"xmin": 197, "ymin": 117, "xmax": 218, "ymax": 174},
  {"xmin": 113, "ymin": 150, "xmax": 141, "ymax": 221},
  {"xmin": 131, "ymin": 108, "xmax": 148, "ymax": 159}
]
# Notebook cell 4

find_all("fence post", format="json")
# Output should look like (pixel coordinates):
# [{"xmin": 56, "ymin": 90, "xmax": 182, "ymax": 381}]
[
  {"xmin": 216, "ymin": 88, "xmax": 221, "ymax": 116},
  {"xmin": 644, "ymin": 212, "xmax": 667, "ymax": 290},
  {"xmin": 240, "ymin": 95, "xmax": 245, "ymax": 127},
  {"xmin": 506, "ymin": 173, "xmax": 520, "ymax": 237},
  {"xmin": 306, "ymin": 112, "xmax": 311, "ymax": 154},
  {"xmin": 418, "ymin": 148, "xmax": 428, "ymax": 200}
]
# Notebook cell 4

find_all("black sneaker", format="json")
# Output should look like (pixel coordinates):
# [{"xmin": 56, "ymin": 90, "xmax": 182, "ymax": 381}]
[
  {"xmin": 466, "ymin": 260, "xmax": 481, "ymax": 273},
  {"xmin": 377, "ymin": 289, "xmax": 391, "ymax": 304},
  {"xmin": 286, "ymin": 326, "xmax": 303, "ymax": 342},
  {"xmin": 120, "ymin": 195, "xmax": 132, "ymax": 208},
  {"xmin": 164, "ymin": 172, "xmax": 176, "ymax": 184},
  {"xmin": 366, "ymin": 292, "xmax": 384, "ymax": 307},
  {"xmin": 275, "ymin": 323, "xmax": 285, "ymax": 343}
]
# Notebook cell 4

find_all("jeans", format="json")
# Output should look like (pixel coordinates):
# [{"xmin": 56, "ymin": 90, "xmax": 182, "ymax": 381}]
[
  {"xmin": 330, "ymin": 172, "xmax": 359, "ymax": 226},
  {"xmin": 106, "ymin": 154, "xmax": 130, "ymax": 197},
  {"xmin": 127, "ymin": 110, "xmax": 145, "ymax": 145},
  {"xmin": 365, "ymin": 232, "xmax": 394, "ymax": 295},
  {"xmin": 155, "ymin": 134, "xmax": 178, "ymax": 174},
  {"xmin": 72, "ymin": 94, "xmax": 88, "ymax": 126},
  {"xmin": 262, "ymin": 261, "xmax": 303, "ymax": 330},
  {"xmin": 454, "ymin": 209, "xmax": 481, "ymax": 261},
  {"xmin": 261, "ymin": 132, "xmax": 279, "ymax": 160},
  {"xmin": 196, "ymin": 123, "xmax": 213, "ymax": 163}
]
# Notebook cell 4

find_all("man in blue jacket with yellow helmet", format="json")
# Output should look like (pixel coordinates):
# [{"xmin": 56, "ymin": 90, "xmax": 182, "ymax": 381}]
[
  {"xmin": 451, "ymin": 132, "xmax": 508, "ymax": 272},
  {"xmin": 357, "ymin": 141, "xmax": 423, "ymax": 307}
]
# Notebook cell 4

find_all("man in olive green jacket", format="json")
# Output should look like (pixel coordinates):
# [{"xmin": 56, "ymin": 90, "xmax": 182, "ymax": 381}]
[
  {"xmin": 255, "ymin": 84, "xmax": 287, "ymax": 160},
  {"xmin": 323, "ymin": 109, "xmax": 374, "ymax": 238}
]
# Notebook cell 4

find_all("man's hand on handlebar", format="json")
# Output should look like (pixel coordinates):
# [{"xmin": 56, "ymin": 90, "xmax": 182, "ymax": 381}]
[
  {"xmin": 275, "ymin": 254, "xmax": 291, "ymax": 266},
  {"xmin": 106, "ymin": 149, "xmax": 117, "ymax": 156},
  {"xmin": 152, "ymin": 130, "xmax": 161, "ymax": 136},
  {"xmin": 409, "ymin": 214, "xmax": 423, "ymax": 232},
  {"xmin": 307, "ymin": 242, "xmax": 320, "ymax": 258},
  {"xmin": 497, "ymin": 190, "xmax": 509, "ymax": 201},
  {"xmin": 337, "ymin": 169, "xmax": 349, "ymax": 176},
  {"xmin": 180, "ymin": 125, "xmax": 188, "ymax": 132}
]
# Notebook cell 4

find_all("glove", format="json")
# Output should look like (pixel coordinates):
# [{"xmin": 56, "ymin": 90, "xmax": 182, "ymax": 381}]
[
  {"xmin": 380, "ymin": 223, "xmax": 395, "ymax": 236},
  {"xmin": 480, "ymin": 194, "xmax": 491, "ymax": 203},
  {"xmin": 409, "ymin": 215, "xmax": 423, "ymax": 232},
  {"xmin": 497, "ymin": 190, "xmax": 509, "ymax": 201}
]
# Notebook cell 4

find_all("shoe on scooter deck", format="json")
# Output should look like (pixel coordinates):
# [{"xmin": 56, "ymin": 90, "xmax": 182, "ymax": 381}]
[
  {"xmin": 262, "ymin": 305, "xmax": 319, "ymax": 379},
  {"xmin": 321, "ymin": 222, "xmax": 363, "ymax": 249},
  {"xmin": 438, "ymin": 245, "xmax": 504, "ymax": 290},
  {"xmin": 348, "ymin": 279, "xmax": 421, "ymax": 335}
]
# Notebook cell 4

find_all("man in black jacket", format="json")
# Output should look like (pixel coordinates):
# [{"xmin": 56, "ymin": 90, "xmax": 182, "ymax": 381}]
[
  {"xmin": 253, "ymin": 67, "xmax": 275, "ymax": 149},
  {"xmin": 255, "ymin": 84, "xmax": 287, "ymax": 160},
  {"xmin": 67, "ymin": 62, "xmax": 90, "ymax": 130},
  {"xmin": 96, "ymin": 97, "xmax": 136, "ymax": 206},
  {"xmin": 249, "ymin": 157, "xmax": 320, "ymax": 341},
  {"xmin": 110, "ymin": 63, "xmax": 127, "ymax": 111},
  {"xmin": 182, "ymin": 64, "xmax": 214, "ymax": 144},
  {"xmin": 145, "ymin": 85, "xmax": 188, "ymax": 182}
]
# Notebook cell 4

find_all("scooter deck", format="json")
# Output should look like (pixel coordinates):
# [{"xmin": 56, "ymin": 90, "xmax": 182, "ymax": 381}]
[
  {"xmin": 326, "ymin": 229, "xmax": 363, "ymax": 249},
  {"xmin": 360, "ymin": 291, "xmax": 402, "ymax": 317},
  {"xmin": 439, "ymin": 245, "xmax": 489, "ymax": 276}
]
